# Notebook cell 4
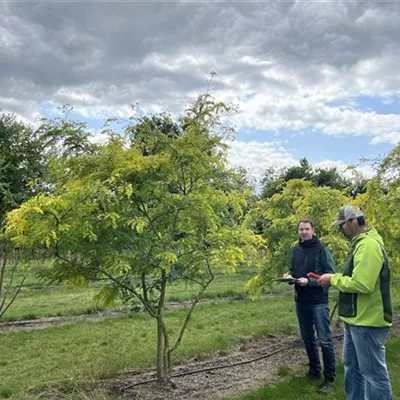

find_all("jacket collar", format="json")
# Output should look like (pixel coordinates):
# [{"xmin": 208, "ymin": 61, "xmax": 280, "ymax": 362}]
[{"xmin": 299, "ymin": 235, "xmax": 320, "ymax": 248}]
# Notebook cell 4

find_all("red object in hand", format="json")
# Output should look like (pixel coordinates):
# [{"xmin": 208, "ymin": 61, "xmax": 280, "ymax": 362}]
[{"xmin": 307, "ymin": 272, "xmax": 321, "ymax": 279}]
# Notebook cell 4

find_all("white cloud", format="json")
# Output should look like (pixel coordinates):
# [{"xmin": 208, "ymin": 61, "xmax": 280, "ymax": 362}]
[
  {"xmin": 88, "ymin": 132, "xmax": 109, "ymax": 146},
  {"xmin": 1, "ymin": 1, "xmax": 400, "ymax": 151},
  {"xmin": 225, "ymin": 140, "xmax": 298, "ymax": 183},
  {"xmin": 226, "ymin": 141, "xmax": 376, "ymax": 185},
  {"xmin": 313, "ymin": 159, "xmax": 375, "ymax": 179},
  {"xmin": 370, "ymin": 131, "xmax": 400, "ymax": 145}
]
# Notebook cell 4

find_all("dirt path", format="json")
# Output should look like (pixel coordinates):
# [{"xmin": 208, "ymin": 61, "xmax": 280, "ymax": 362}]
[
  {"xmin": 0, "ymin": 293, "xmax": 282, "ymax": 331},
  {"xmin": 105, "ymin": 316, "xmax": 400, "ymax": 400},
  {"xmin": 106, "ymin": 331, "xmax": 341, "ymax": 400},
  {"xmin": 0, "ymin": 310, "xmax": 125, "ymax": 331}
]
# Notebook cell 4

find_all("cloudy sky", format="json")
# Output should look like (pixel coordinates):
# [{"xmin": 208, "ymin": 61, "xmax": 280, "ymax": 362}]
[{"xmin": 2, "ymin": 0, "xmax": 400, "ymax": 182}]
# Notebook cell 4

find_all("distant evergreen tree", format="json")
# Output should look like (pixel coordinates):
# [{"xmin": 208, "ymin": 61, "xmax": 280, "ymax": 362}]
[{"xmin": 260, "ymin": 157, "xmax": 368, "ymax": 199}]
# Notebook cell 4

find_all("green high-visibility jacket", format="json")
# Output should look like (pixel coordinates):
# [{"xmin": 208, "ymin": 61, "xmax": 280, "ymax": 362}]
[{"xmin": 331, "ymin": 228, "xmax": 392, "ymax": 327}]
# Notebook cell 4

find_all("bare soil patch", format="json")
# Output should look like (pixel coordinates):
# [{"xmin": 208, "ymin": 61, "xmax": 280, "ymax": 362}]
[
  {"xmin": 105, "ymin": 330, "xmax": 342, "ymax": 400},
  {"xmin": 0, "ymin": 310, "xmax": 123, "ymax": 331},
  {"xmin": 105, "ymin": 316, "xmax": 400, "ymax": 400}
]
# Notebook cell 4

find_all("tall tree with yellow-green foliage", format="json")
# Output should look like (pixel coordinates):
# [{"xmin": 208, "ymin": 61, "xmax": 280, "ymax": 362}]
[{"xmin": 5, "ymin": 95, "xmax": 265, "ymax": 384}]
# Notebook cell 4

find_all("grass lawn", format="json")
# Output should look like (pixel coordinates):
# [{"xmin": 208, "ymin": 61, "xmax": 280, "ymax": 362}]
[
  {"xmin": 2, "ymin": 275, "xmax": 398, "ymax": 399},
  {"xmin": 2, "ymin": 286, "xmax": 109, "ymax": 321},
  {"xmin": 0, "ymin": 294, "xmax": 298, "ymax": 398},
  {"xmin": 2, "ymin": 272, "xmax": 289, "ymax": 321}
]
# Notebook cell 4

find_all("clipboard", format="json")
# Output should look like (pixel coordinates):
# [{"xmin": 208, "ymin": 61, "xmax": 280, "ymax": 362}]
[{"xmin": 273, "ymin": 276, "xmax": 299, "ymax": 284}]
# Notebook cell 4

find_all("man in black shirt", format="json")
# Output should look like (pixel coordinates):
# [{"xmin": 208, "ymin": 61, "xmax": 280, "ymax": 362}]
[{"xmin": 287, "ymin": 219, "xmax": 336, "ymax": 393}]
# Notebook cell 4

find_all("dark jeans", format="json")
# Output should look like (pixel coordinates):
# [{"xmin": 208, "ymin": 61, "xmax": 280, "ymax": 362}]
[{"xmin": 296, "ymin": 302, "xmax": 336, "ymax": 379}]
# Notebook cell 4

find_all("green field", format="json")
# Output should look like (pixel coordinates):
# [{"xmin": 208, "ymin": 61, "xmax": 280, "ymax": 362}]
[
  {"xmin": 1, "ymin": 272, "xmax": 399, "ymax": 400},
  {"xmin": 1, "ymin": 293, "xmax": 298, "ymax": 398},
  {"xmin": 2, "ymin": 271, "xmax": 291, "ymax": 321}
]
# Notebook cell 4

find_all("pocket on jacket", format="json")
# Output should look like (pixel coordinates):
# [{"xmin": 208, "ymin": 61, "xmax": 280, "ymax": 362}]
[{"xmin": 339, "ymin": 292, "xmax": 357, "ymax": 318}]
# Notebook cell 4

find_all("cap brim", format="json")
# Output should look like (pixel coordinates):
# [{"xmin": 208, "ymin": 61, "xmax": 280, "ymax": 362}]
[{"xmin": 332, "ymin": 219, "xmax": 345, "ymax": 226}]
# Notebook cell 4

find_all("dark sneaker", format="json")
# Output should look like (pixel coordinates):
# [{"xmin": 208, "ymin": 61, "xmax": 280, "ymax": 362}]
[
  {"xmin": 305, "ymin": 371, "xmax": 321, "ymax": 381},
  {"xmin": 318, "ymin": 379, "xmax": 335, "ymax": 394}
]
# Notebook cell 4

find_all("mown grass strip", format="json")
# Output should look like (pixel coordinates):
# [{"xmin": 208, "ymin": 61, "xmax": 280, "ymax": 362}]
[
  {"xmin": 3, "ymin": 273, "xmax": 289, "ymax": 321},
  {"xmin": 0, "ymin": 295, "xmax": 297, "ymax": 398}
]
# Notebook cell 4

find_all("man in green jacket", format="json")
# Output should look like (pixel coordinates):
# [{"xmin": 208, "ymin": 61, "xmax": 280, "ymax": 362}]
[{"xmin": 318, "ymin": 205, "xmax": 393, "ymax": 400}]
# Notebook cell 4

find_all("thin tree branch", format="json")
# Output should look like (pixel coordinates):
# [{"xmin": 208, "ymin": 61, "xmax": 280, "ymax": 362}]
[
  {"xmin": 180, "ymin": 165, "xmax": 187, "ymax": 195},
  {"xmin": 132, "ymin": 196, "xmax": 162, "ymax": 242},
  {"xmin": 53, "ymin": 247, "xmax": 158, "ymax": 318},
  {"xmin": 169, "ymin": 260, "xmax": 215, "ymax": 354},
  {"xmin": 181, "ymin": 274, "xmax": 205, "ymax": 288},
  {"xmin": 0, "ymin": 251, "xmax": 19, "ymax": 312},
  {"xmin": 99, "ymin": 268, "xmax": 156, "ymax": 318},
  {"xmin": 141, "ymin": 272, "xmax": 156, "ymax": 317},
  {"xmin": 0, "ymin": 243, "xmax": 7, "ymax": 304},
  {"xmin": 0, "ymin": 276, "xmax": 25, "ymax": 319},
  {"xmin": 0, "ymin": 246, "xmax": 25, "ymax": 319}
]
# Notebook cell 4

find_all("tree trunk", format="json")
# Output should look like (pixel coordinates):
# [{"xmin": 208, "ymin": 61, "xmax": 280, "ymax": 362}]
[
  {"xmin": 155, "ymin": 268, "xmax": 170, "ymax": 384},
  {"xmin": 156, "ymin": 315, "xmax": 168, "ymax": 384}
]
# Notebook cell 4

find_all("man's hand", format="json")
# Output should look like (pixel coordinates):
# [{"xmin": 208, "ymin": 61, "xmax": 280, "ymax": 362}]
[
  {"xmin": 297, "ymin": 277, "xmax": 308, "ymax": 287},
  {"xmin": 318, "ymin": 273, "xmax": 334, "ymax": 287}
]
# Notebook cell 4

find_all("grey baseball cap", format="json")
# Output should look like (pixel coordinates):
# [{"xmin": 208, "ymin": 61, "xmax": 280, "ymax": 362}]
[{"xmin": 333, "ymin": 205, "xmax": 364, "ymax": 226}]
